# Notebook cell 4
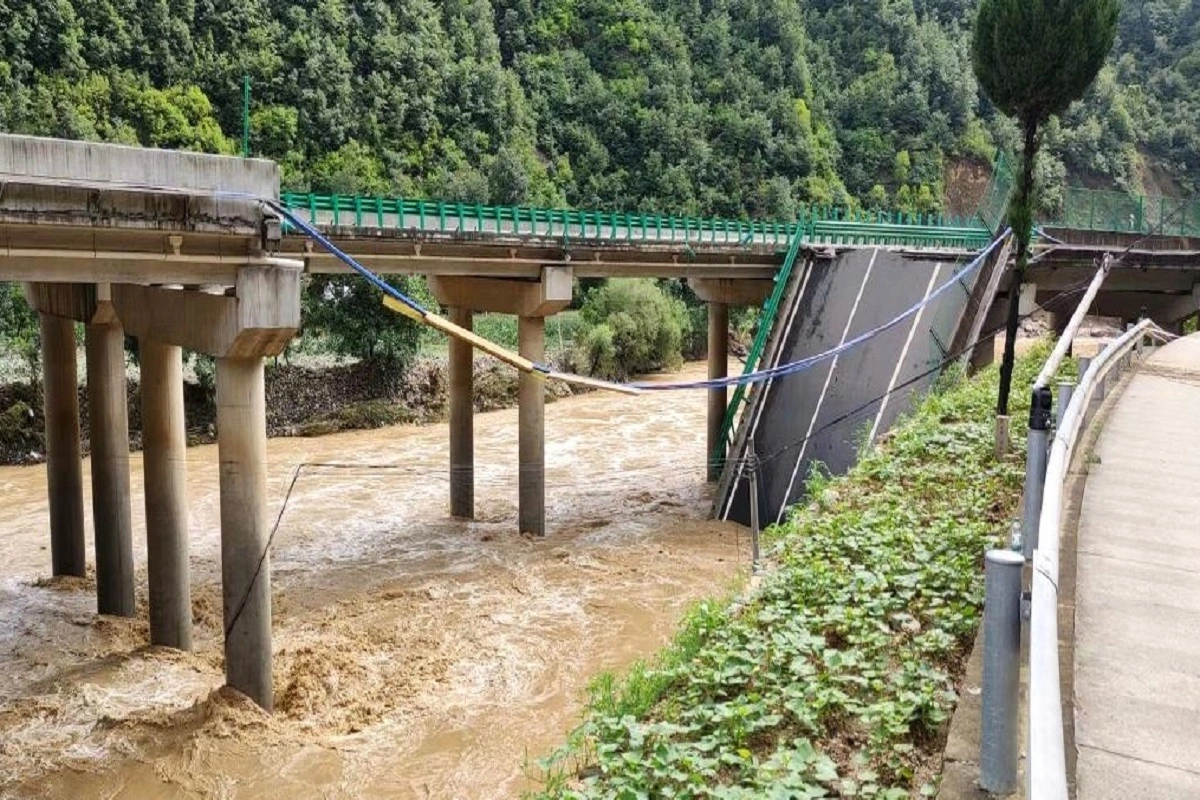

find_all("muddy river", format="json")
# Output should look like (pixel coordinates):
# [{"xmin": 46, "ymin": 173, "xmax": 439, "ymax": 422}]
[{"xmin": 0, "ymin": 361, "xmax": 748, "ymax": 799}]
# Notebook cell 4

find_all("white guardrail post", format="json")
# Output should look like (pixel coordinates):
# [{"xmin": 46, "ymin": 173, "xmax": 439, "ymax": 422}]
[
  {"xmin": 981, "ymin": 549, "xmax": 1025, "ymax": 792},
  {"xmin": 1022, "ymin": 257, "xmax": 1111, "ymax": 560},
  {"xmin": 1026, "ymin": 318, "xmax": 1154, "ymax": 800}
]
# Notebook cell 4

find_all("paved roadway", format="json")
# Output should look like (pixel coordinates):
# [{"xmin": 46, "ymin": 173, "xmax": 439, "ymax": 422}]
[{"xmin": 1075, "ymin": 333, "xmax": 1200, "ymax": 799}]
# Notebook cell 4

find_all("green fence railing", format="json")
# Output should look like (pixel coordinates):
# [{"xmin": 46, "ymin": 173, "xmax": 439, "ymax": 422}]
[
  {"xmin": 277, "ymin": 192, "xmax": 993, "ymax": 250},
  {"xmin": 1046, "ymin": 187, "xmax": 1200, "ymax": 237},
  {"xmin": 977, "ymin": 152, "xmax": 1199, "ymax": 238},
  {"xmin": 708, "ymin": 230, "xmax": 808, "ymax": 478}
]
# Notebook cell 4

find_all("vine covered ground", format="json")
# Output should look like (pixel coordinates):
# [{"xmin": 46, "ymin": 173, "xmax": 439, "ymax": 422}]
[{"xmin": 533, "ymin": 344, "xmax": 1051, "ymax": 799}]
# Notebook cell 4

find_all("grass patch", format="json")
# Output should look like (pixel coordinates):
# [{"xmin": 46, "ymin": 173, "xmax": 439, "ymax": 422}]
[
  {"xmin": 528, "ymin": 343, "xmax": 1053, "ymax": 799},
  {"xmin": 295, "ymin": 399, "xmax": 416, "ymax": 436}
]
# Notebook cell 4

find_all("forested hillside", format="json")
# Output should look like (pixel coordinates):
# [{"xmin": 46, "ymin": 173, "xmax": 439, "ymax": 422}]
[{"xmin": 0, "ymin": 0, "xmax": 1195, "ymax": 217}]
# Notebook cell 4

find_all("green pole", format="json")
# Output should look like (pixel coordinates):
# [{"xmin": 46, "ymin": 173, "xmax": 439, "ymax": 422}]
[{"xmin": 241, "ymin": 75, "xmax": 250, "ymax": 158}]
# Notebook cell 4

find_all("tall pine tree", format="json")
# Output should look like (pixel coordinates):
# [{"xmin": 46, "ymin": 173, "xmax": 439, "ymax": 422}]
[{"xmin": 972, "ymin": 0, "xmax": 1119, "ymax": 416}]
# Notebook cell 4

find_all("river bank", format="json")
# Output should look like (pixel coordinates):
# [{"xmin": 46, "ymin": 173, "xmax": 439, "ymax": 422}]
[
  {"xmin": 0, "ymin": 355, "xmax": 576, "ymax": 466},
  {"xmin": 530, "ymin": 348, "xmax": 1050, "ymax": 798}
]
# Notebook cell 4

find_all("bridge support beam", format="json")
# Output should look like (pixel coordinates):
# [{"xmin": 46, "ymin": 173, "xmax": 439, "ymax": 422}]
[
  {"xmin": 40, "ymin": 313, "xmax": 86, "ymax": 577},
  {"xmin": 216, "ymin": 356, "xmax": 272, "ymax": 710},
  {"xmin": 141, "ymin": 340, "xmax": 192, "ymax": 650},
  {"xmin": 449, "ymin": 307, "xmax": 474, "ymax": 519},
  {"xmin": 688, "ymin": 279, "xmax": 773, "ymax": 482},
  {"xmin": 85, "ymin": 319, "xmax": 136, "ymax": 617},
  {"xmin": 429, "ymin": 268, "xmax": 571, "ymax": 536},
  {"xmin": 519, "ymin": 316, "xmax": 546, "ymax": 536}
]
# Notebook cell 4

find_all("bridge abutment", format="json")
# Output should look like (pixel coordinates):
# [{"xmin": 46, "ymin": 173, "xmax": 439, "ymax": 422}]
[
  {"xmin": 140, "ymin": 340, "xmax": 192, "ymax": 650},
  {"xmin": 39, "ymin": 311, "xmax": 87, "ymax": 577},
  {"xmin": 85, "ymin": 317, "xmax": 137, "ymax": 617}
]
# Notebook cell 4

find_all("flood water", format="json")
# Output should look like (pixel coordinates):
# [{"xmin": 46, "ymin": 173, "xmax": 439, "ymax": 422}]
[{"xmin": 0, "ymin": 361, "xmax": 748, "ymax": 799}]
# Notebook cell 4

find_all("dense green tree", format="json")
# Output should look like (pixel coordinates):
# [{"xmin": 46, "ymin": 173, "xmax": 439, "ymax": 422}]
[
  {"xmin": 973, "ymin": 0, "xmax": 1119, "ymax": 416},
  {"xmin": 0, "ymin": 283, "xmax": 40, "ymax": 389}
]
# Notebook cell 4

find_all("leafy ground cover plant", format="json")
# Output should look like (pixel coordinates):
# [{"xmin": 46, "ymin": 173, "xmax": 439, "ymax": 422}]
[{"xmin": 531, "ymin": 343, "xmax": 1051, "ymax": 799}]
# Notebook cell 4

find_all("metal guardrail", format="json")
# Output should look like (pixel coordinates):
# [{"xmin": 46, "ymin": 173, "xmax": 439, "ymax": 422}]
[
  {"xmin": 276, "ymin": 192, "xmax": 994, "ymax": 250},
  {"xmin": 1026, "ymin": 318, "xmax": 1155, "ymax": 799}
]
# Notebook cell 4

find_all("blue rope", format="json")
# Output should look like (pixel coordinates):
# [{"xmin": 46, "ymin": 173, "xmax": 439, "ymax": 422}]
[
  {"xmin": 629, "ymin": 230, "xmax": 1011, "ymax": 391},
  {"xmin": 265, "ymin": 199, "xmax": 554, "ymax": 374}
]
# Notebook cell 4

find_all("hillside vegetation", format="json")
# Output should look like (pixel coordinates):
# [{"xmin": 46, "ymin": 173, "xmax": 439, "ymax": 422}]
[{"xmin": 0, "ymin": 0, "xmax": 1195, "ymax": 217}]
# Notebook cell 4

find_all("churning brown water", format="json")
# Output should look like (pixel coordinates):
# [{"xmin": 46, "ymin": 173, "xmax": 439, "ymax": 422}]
[{"xmin": 0, "ymin": 361, "xmax": 749, "ymax": 799}]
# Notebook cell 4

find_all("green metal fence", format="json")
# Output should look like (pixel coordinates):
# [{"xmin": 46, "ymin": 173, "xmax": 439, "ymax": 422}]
[
  {"xmin": 977, "ymin": 151, "xmax": 1016, "ymax": 234},
  {"xmin": 976, "ymin": 152, "xmax": 1199, "ymax": 238},
  {"xmin": 277, "ymin": 192, "xmax": 994, "ymax": 250},
  {"xmin": 710, "ymin": 230, "xmax": 807, "ymax": 475},
  {"xmin": 1045, "ymin": 187, "xmax": 1200, "ymax": 237}
]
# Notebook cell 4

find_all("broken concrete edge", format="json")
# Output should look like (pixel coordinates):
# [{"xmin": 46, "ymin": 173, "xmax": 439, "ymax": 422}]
[
  {"xmin": 0, "ymin": 133, "xmax": 279, "ymax": 199},
  {"xmin": 27, "ymin": 264, "xmax": 303, "ymax": 359}
]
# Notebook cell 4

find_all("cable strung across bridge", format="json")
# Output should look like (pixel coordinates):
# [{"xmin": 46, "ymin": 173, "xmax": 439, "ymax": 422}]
[{"xmin": 265, "ymin": 199, "xmax": 1009, "ymax": 395}]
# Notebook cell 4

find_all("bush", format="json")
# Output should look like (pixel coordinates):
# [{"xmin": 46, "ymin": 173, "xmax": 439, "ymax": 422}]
[
  {"xmin": 302, "ymin": 274, "xmax": 430, "ymax": 368},
  {"xmin": 0, "ymin": 282, "xmax": 40, "ymax": 389},
  {"xmin": 572, "ymin": 280, "xmax": 691, "ymax": 380}
]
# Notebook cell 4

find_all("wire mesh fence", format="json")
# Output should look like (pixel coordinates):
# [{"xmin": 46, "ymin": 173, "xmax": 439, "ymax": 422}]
[{"xmin": 977, "ymin": 151, "xmax": 1199, "ymax": 238}]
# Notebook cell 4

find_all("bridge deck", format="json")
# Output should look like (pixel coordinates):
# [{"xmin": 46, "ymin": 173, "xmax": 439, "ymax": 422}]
[{"xmin": 1074, "ymin": 333, "xmax": 1200, "ymax": 799}]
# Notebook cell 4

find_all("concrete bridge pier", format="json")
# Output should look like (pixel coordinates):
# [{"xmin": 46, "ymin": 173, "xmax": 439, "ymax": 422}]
[
  {"xmin": 448, "ymin": 307, "xmax": 474, "ymax": 519},
  {"xmin": 116, "ymin": 266, "xmax": 301, "ymax": 709},
  {"xmin": 85, "ymin": 317, "xmax": 136, "ymax": 617},
  {"xmin": 518, "ymin": 315, "xmax": 546, "ymax": 535},
  {"xmin": 430, "ymin": 268, "xmax": 572, "ymax": 536},
  {"xmin": 690, "ymin": 279, "xmax": 773, "ymax": 482},
  {"xmin": 706, "ymin": 302, "xmax": 729, "ymax": 482},
  {"xmin": 39, "ymin": 312, "xmax": 86, "ymax": 577},
  {"xmin": 216, "ymin": 356, "xmax": 272, "ymax": 709},
  {"xmin": 140, "ymin": 340, "xmax": 192, "ymax": 650}
]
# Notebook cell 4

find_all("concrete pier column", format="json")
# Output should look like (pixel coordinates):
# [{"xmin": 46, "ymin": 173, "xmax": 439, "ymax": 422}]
[
  {"xmin": 518, "ymin": 316, "xmax": 545, "ymax": 536},
  {"xmin": 706, "ymin": 302, "xmax": 729, "ymax": 482},
  {"xmin": 85, "ymin": 320, "xmax": 135, "ymax": 617},
  {"xmin": 1018, "ymin": 282, "xmax": 1038, "ymax": 317},
  {"xmin": 40, "ymin": 314, "xmax": 86, "ymax": 577},
  {"xmin": 140, "ymin": 340, "xmax": 192, "ymax": 650},
  {"xmin": 448, "ymin": 307, "xmax": 474, "ymax": 519},
  {"xmin": 216, "ymin": 357, "xmax": 272, "ymax": 709}
]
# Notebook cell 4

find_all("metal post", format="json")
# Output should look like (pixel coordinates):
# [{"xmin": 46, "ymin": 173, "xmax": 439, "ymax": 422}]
[
  {"xmin": 981, "ymin": 549, "xmax": 1024, "ymax": 794},
  {"xmin": 1022, "ymin": 387, "xmax": 1053, "ymax": 560},
  {"xmin": 1056, "ymin": 380, "xmax": 1074, "ymax": 432},
  {"xmin": 748, "ymin": 443, "xmax": 761, "ymax": 571}
]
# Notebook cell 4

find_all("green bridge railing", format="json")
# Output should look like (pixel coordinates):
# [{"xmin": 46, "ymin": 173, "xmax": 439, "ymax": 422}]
[
  {"xmin": 709, "ymin": 228, "xmax": 807, "ymax": 476},
  {"xmin": 277, "ymin": 191, "xmax": 994, "ymax": 250}
]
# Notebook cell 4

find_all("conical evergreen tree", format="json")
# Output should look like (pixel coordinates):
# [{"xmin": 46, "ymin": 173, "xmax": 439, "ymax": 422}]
[{"xmin": 972, "ymin": 0, "xmax": 1119, "ymax": 416}]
